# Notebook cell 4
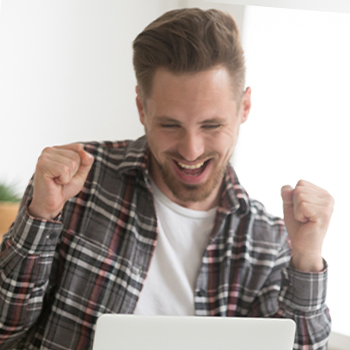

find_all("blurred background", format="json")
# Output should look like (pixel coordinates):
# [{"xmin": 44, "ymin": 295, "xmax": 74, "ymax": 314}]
[{"xmin": 0, "ymin": 0, "xmax": 349, "ymax": 343}]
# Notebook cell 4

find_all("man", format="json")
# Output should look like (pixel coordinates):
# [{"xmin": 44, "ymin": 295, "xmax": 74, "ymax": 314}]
[{"xmin": 0, "ymin": 8, "xmax": 333, "ymax": 350}]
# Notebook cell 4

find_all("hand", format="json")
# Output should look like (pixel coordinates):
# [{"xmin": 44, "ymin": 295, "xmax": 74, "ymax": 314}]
[
  {"xmin": 28, "ymin": 143, "xmax": 94, "ymax": 220},
  {"xmin": 281, "ymin": 180, "xmax": 334, "ymax": 272}
]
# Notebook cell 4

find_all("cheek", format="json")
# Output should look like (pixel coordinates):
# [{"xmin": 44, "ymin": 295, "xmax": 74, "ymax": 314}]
[
  {"xmin": 147, "ymin": 130, "xmax": 179, "ymax": 156},
  {"xmin": 209, "ymin": 131, "xmax": 237, "ymax": 156}
]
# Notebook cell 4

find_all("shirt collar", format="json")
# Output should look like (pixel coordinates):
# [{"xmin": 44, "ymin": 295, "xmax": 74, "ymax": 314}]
[
  {"xmin": 218, "ymin": 164, "xmax": 250, "ymax": 216},
  {"xmin": 117, "ymin": 136, "xmax": 150, "ymax": 175}
]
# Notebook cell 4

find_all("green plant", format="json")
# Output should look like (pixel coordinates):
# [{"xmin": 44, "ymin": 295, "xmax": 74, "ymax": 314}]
[{"xmin": 0, "ymin": 183, "xmax": 21, "ymax": 202}]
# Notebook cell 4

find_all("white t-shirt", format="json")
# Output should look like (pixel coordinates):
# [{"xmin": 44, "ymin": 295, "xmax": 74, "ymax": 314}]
[{"xmin": 133, "ymin": 180, "xmax": 217, "ymax": 315}]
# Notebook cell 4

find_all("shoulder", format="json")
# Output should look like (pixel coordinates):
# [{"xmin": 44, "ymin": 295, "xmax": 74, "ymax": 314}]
[
  {"xmin": 82, "ymin": 136, "xmax": 148, "ymax": 172},
  {"xmin": 225, "ymin": 166, "xmax": 289, "ymax": 253},
  {"xmin": 249, "ymin": 198, "xmax": 284, "ymax": 227},
  {"xmin": 83, "ymin": 139, "xmax": 137, "ymax": 159},
  {"xmin": 246, "ymin": 197, "xmax": 288, "ymax": 247}
]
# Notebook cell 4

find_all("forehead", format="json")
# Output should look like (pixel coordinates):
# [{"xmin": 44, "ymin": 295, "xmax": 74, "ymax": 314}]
[
  {"xmin": 152, "ymin": 67, "xmax": 235, "ymax": 97},
  {"xmin": 146, "ymin": 67, "xmax": 238, "ymax": 118}
]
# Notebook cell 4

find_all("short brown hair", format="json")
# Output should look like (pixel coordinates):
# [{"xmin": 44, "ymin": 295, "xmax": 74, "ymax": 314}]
[{"xmin": 132, "ymin": 8, "xmax": 246, "ymax": 102}]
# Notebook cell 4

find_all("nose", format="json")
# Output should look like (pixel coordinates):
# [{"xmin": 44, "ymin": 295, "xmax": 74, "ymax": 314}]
[{"xmin": 177, "ymin": 130, "xmax": 205, "ymax": 162}]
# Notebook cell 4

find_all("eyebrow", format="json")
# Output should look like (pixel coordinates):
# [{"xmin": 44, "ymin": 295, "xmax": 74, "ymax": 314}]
[
  {"xmin": 153, "ymin": 116, "xmax": 227, "ymax": 125},
  {"xmin": 200, "ymin": 117, "xmax": 227, "ymax": 125},
  {"xmin": 153, "ymin": 116, "xmax": 180, "ymax": 124}
]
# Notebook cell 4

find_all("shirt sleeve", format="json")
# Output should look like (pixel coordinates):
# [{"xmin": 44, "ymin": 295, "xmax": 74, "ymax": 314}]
[
  {"xmin": 278, "ymin": 260, "xmax": 331, "ymax": 350},
  {"xmin": 0, "ymin": 183, "xmax": 63, "ymax": 348},
  {"xmin": 249, "ymin": 215, "xmax": 331, "ymax": 350}
]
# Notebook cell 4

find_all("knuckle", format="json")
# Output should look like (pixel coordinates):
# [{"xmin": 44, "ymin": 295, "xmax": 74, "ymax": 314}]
[
  {"xmin": 294, "ymin": 185, "xmax": 302, "ymax": 194},
  {"xmin": 69, "ymin": 159, "xmax": 77, "ymax": 170},
  {"xmin": 298, "ymin": 201, "xmax": 308, "ymax": 212},
  {"xmin": 326, "ymin": 200, "xmax": 334, "ymax": 215},
  {"xmin": 69, "ymin": 143, "xmax": 83, "ymax": 153},
  {"xmin": 42, "ymin": 146, "xmax": 53, "ymax": 153},
  {"xmin": 327, "ymin": 197, "xmax": 334, "ymax": 208},
  {"xmin": 326, "ymin": 207, "xmax": 333, "ymax": 219},
  {"xmin": 76, "ymin": 143, "xmax": 84, "ymax": 151},
  {"xmin": 296, "ymin": 192, "xmax": 306, "ymax": 202},
  {"xmin": 296, "ymin": 179, "xmax": 307, "ymax": 187},
  {"xmin": 327, "ymin": 193, "xmax": 335, "ymax": 205},
  {"xmin": 40, "ymin": 147, "xmax": 53, "ymax": 160},
  {"xmin": 36, "ymin": 153, "xmax": 50, "ymax": 169},
  {"xmin": 293, "ymin": 188, "xmax": 304, "ymax": 201},
  {"xmin": 323, "ymin": 192, "xmax": 334, "ymax": 212},
  {"xmin": 61, "ymin": 164, "xmax": 71, "ymax": 177}
]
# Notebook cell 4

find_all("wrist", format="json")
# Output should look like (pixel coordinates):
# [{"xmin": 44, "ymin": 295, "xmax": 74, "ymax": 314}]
[
  {"xmin": 28, "ymin": 200, "xmax": 62, "ymax": 221},
  {"xmin": 291, "ymin": 251, "xmax": 324, "ymax": 273}
]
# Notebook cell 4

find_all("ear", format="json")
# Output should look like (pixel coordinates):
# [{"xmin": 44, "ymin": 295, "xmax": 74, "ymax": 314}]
[
  {"xmin": 239, "ymin": 87, "xmax": 252, "ymax": 124},
  {"xmin": 135, "ymin": 86, "xmax": 146, "ymax": 125}
]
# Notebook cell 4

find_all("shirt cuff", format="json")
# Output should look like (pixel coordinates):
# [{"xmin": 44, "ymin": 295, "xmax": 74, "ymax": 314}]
[
  {"xmin": 279, "ymin": 259, "xmax": 328, "ymax": 313},
  {"xmin": 9, "ymin": 198, "xmax": 63, "ymax": 254}
]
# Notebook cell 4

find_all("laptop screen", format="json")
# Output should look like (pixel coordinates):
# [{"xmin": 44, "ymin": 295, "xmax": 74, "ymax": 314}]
[{"xmin": 93, "ymin": 314, "xmax": 296, "ymax": 350}]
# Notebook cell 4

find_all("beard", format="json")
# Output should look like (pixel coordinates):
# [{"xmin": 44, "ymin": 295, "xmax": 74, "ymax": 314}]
[{"xmin": 151, "ymin": 153, "xmax": 228, "ymax": 203}]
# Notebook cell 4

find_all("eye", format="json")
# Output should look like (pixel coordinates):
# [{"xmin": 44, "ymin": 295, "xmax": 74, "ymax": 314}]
[
  {"xmin": 160, "ymin": 124, "xmax": 180, "ymax": 129},
  {"xmin": 201, "ymin": 124, "xmax": 221, "ymax": 130}
]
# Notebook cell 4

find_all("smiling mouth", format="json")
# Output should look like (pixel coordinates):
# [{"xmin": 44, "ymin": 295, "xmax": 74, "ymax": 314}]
[{"xmin": 174, "ymin": 159, "xmax": 210, "ymax": 176}]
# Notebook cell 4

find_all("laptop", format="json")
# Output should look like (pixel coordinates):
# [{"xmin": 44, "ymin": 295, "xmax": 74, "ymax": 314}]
[{"xmin": 92, "ymin": 314, "xmax": 296, "ymax": 350}]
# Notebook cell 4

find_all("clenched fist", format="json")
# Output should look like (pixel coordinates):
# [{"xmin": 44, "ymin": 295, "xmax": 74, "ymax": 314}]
[
  {"xmin": 28, "ymin": 143, "xmax": 94, "ymax": 220},
  {"xmin": 281, "ymin": 180, "xmax": 334, "ymax": 272}
]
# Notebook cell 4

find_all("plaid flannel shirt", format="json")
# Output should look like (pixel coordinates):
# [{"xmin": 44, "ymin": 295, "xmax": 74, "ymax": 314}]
[{"xmin": 0, "ymin": 136, "xmax": 331, "ymax": 350}]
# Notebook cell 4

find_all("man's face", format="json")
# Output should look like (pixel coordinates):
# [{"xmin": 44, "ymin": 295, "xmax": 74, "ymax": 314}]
[{"xmin": 136, "ymin": 66, "xmax": 251, "ymax": 210}]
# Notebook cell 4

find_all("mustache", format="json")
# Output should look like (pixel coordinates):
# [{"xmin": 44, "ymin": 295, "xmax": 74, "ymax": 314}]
[{"xmin": 164, "ymin": 151, "xmax": 218, "ymax": 162}]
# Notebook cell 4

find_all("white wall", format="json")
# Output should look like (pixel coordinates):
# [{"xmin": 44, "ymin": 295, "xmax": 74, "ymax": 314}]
[
  {"xmin": 180, "ymin": 0, "xmax": 246, "ymax": 34},
  {"xmin": 0, "ymin": 0, "xmax": 246, "ymax": 194},
  {"xmin": 0, "ymin": 0, "xmax": 178, "ymax": 192}
]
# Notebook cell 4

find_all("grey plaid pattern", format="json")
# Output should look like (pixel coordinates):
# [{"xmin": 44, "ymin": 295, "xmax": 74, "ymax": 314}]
[{"xmin": 0, "ymin": 136, "xmax": 330, "ymax": 349}]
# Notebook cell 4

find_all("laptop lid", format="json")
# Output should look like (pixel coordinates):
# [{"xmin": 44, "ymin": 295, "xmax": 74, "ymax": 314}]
[{"xmin": 92, "ymin": 314, "xmax": 296, "ymax": 350}]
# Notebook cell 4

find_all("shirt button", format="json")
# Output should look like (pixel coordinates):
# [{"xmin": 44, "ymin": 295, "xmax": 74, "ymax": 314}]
[
  {"xmin": 47, "ymin": 232, "xmax": 58, "ymax": 240},
  {"xmin": 135, "ymin": 267, "xmax": 143, "ymax": 276},
  {"xmin": 197, "ymin": 289, "xmax": 206, "ymax": 297}
]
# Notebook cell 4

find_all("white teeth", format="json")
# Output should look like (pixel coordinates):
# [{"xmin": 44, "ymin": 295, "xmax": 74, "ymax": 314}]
[{"xmin": 177, "ymin": 161, "xmax": 204, "ymax": 169}]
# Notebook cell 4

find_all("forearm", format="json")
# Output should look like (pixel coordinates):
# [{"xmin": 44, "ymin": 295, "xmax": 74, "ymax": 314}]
[
  {"xmin": 0, "ymin": 192, "xmax": 63, "ymax": 347},
  {"xmin": 278, "ymin": 261, "xmax": 331, "ymax": 350},
  {"xmin": 252, "ymin": 238, "xmax": 331, "ymax": 349}
]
